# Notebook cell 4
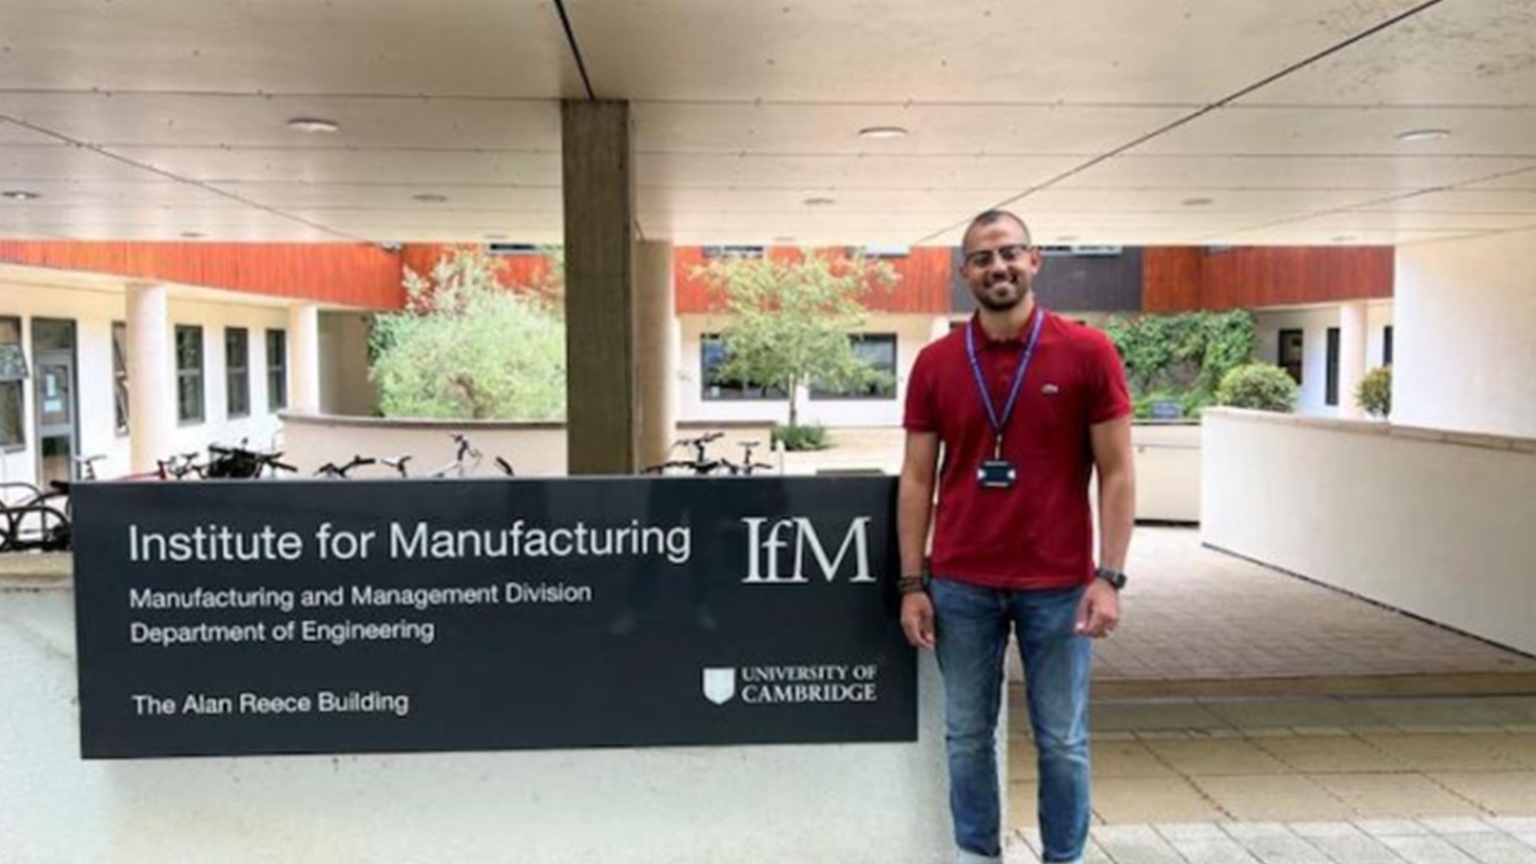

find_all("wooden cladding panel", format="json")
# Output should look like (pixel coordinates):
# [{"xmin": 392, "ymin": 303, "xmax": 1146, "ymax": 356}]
[
  {"xmin": 1142, "ymin": 247, "xmax": 1204, "ymax": 312},
  {"xmin": 1143, "ymin": 246, "xmax": 1394, "ymax": 312},
  {"xmin": 673, "ymin": 246, "xmax": 952, "ymax": 315},
  {"xmin": 0, "ymin": 241, "xmax": 405, "ymax": 309}
]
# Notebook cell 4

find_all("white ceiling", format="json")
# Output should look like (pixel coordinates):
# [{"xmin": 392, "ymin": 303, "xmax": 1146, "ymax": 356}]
[{"xmin": 0, "ymin": 0, "xmax": 1533, "ymax": 246}]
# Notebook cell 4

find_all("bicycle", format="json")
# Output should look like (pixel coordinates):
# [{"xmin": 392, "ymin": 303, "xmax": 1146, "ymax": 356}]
[
  {"xmin": 315, "ymin": 455, "xmax": 377, "ymax": 479},
  {"xmin": 429, "ymin": 434, "xmax": 484, "ymax": 478},
  {"xmin": 719, "ymin": 440, "xmax": 774, "ymax": 476},
  {"xmin": 157, "ymin": 451, "xmax": 206, "ymax": 480},
  {"xmin": 0, "ymin": 480, "xmax": 72, "ymax": 552},
  {"xmin": 642, "ymin": 432, "xmax": 731, "ymax": 476},
  {"xmin": 207, "ymin": 442, "xmax": 296, "ymax": 479},
  {"xmin": 73, "ymin": 453, "xmax": 106, "ymax": 481}
]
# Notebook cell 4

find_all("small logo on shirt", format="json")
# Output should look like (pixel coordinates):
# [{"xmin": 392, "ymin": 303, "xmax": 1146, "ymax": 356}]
[{"xmin": 1041, "ymin": 383, "xmax": 1061, "ymax": 395}]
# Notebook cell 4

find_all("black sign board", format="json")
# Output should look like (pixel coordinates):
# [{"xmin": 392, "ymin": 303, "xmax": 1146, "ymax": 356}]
[{"xmin": 72, "ymin": 477, "xmax": 914, "ymax": 759}]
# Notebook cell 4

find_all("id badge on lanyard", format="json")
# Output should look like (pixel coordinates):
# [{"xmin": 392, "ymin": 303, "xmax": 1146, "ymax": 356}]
[{"xmin": 966, "ymin": 310, "xmax": 1045, "ymax": 491}]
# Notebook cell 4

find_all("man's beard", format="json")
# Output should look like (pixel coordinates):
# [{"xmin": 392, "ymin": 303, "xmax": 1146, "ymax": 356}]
[{"xmin": 974, "ymin": 277, "xmax": 1027, "ymax": 311}]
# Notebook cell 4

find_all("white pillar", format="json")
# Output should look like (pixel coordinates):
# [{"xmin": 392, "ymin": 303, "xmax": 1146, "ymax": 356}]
[
  {"xmin": 126, "ymin": 283, "xmax": 174, "ymax": 475},
  {"xmin": 1339, "ymin": 301, "xmax": 1368, "ymax": 419},
  {"xmin": 636, "ymin": 241, "xmax": 678, "ymax": 470},
  {"xmin": 288, "ymin": 303, "xmax": 321, "ymax": 414}
]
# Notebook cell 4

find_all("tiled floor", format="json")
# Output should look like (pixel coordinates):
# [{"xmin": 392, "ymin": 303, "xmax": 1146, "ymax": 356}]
[
  {"xmin": 1088, "ymin": 528, "xmax": 1536, "ymax": 683},
  {"xmin": 1005, "ymin": 695, "xmax": 1536, "ymax": 862}
]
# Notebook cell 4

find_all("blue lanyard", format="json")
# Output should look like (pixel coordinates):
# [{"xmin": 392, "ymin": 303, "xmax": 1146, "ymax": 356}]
[{"xmin": 964, "ymin": 309, "xmax": 1045, "ymax": 457}]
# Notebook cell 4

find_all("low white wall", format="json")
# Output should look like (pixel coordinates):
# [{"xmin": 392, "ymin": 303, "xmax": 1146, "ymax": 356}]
[
  {"xmin": 280, "ymin": 415, "xmax": 782, "ymax": 478},
  {"xmin": 1201, "ymin": 408, "xmax": 1536, "ymax": 655},
  {"xmin": 1133, "ymin": 422, "xmax": 1200, "ymax": 523},
  {"xmin": 281, "ymin": 413, "xmax": 569, "ymax": 478},
  {"xmin": 0, "ymin": 582, "xmax": 961, "ymax": 864}
]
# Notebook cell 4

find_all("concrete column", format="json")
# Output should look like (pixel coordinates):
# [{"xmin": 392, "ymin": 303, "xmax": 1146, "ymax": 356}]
[
  {"xmin": 636, "ymin": 240, "xmax": 678, "ymax": 471},
  {"xmin": 126, "ymin": 283, "xmax": 173, "ymax": 474},
  {"xmin": 562, "ymin": 100, "xmax": 636, "ymax": 475},
  {"xmin": 1339, "ymin": 300, "xmax": 1368, "ymax": 419},
  {"xmin": 287, "ymin": 303, "xmax": 321, "ymax": 415}
]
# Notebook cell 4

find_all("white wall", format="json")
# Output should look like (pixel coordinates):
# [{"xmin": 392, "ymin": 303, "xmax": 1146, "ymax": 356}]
[
  {"xmin": 1396, "ymin": 230, "xmax": 1536, "ymax": 437},
  {"xmin": 1202, "ymin": 409, "xmax": 1536, "ymax": 655},
  {"xmin": 317, "ymin": 310, "xmax": 376, "ymax": 417},
  {"xmin": 0, "ymin": 584, "xmax": 961, "ymax": 864},
  {"xmin": 1252, "ymin": 303, "xmax": 1393, "ymax": 418},
  {"xmin": 677, "ymin": 313, "xmax": 944, "ymax": 428},
  {"xmin": 0, "ymin": 278, "xmax": 309, "ymax": 485}
]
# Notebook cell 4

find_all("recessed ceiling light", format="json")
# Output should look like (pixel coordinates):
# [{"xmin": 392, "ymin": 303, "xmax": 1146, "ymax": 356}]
[
  {"xmin": 2, "ymin": 190, "xmax": 41, "ymax": 201},
  {"xmin": 412, "ymin": 193, "xmax": 449, "ymax": 203},
  {"xmin": 287, "ymin": 117, "xmax": 341, "ymax": 134},
  {"xmin": 858, "ymin": 126, "xmax": 909, "ymax": 140},
  {"xmin": 180, "ymin": 231, "xmax": 205, "ymax": 239},
  {"xmin": 1181, "ymin": 197, "xmax": 1213, "ymax": 207},
  {"xmin": 803, "ymin": 197, "xmax": 836, "ymax": 207},
  {"xmin": 1396, "ymin": 128, "xmax": 1450, "ymax": 143}
]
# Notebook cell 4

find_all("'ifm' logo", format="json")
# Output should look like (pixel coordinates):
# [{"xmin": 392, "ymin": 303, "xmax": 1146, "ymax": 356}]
[{"xmin": 740, "ymin": 517, "xmax": 875, "ymax": 585}]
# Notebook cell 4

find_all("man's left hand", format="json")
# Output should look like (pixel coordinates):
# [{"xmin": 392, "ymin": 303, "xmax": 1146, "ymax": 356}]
[{"xmin": 1074, "ymin": 578, "xmax": 1121, "ymax": 638}]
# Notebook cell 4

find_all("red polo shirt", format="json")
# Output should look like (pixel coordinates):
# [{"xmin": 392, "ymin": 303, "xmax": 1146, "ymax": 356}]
[{"xmin": 904, "ymin": 309, "xmax": 1131, "ymax": 590}]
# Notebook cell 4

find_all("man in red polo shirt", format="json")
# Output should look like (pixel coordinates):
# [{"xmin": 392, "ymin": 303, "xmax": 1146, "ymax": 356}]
[{"xmin": 898, "ymin": 209, "xmax": 1135, "ymax": 864}]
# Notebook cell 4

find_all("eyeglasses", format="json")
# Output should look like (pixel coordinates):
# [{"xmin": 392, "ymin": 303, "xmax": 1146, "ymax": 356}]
[{"xmin": 963, "ymin": 244, "xmax": 1034, "ymax": 269}]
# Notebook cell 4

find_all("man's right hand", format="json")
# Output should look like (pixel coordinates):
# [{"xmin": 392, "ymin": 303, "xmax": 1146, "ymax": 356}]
[{"xmin": 900, "ymin": 592, "xmax": 936, "ymax": 650}]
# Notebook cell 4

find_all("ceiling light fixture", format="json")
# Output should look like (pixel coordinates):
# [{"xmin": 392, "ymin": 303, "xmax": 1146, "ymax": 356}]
[
  {"xmin": 1332, "ymin": 234, "xmax": 1358, "ymax": 243},
  {"xmin": 412, "ymin": 193, "xmax": 449, "ymax": 203},
  {"xmin": 2, "ymin": 190, "xmax": 41, "ymax": 201},
  {"xmin": 287, "ymin": 117, "xmax": 341, "ymax": 134},
  {"xmin": 858, "ymin": 126, "xmax": 909, "ymax": 140},
  {"xmin": 1395, "ymin": 128, "xmax": 1450, "ymax": 143},
  {"xmin": 803, "ymin": 196, "xmax": 836, "ymax": 207},
  {"xmin": 1181, "ymin": 197, "xmax": 1213, "ymax": 207},
  {"xmin": 180, "ymin": 231, "xmax": 205, "ymax": 239}
]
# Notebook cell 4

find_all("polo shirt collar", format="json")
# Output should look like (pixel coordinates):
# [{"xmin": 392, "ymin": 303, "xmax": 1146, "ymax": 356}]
[{"xmin": 969, "ymin": 306, "xmax": 1043, "ymax": 349}]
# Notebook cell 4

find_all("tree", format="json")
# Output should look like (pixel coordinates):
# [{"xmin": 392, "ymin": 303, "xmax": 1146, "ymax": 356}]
[
  {"xmin": 370, "ymin": 246, "xmax": 566, "ymax": 420},
  {"xmin": 699, "ymin": 249, "xmax": 898, "ymax": 433}
]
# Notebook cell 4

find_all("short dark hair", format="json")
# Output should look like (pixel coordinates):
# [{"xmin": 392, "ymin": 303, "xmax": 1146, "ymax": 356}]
[{"xmin": 962, "ymin": 209, "xmax": 1031, "ymax": 253}]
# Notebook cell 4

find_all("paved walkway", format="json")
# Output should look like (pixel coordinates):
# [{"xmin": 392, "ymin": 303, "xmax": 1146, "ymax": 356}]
[
  {"xmin": 1093, "ymin": 527, "xmax": 1536, "ymax": 684},
  {"xmin": 1007, "ymin": 694, "xmax": 1536, "ymax": 861}
]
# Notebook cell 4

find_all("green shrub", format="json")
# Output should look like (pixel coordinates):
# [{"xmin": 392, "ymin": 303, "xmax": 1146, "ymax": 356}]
[
  {"xmin": 1215, "ymin": 363, "xmax": 1299, "ymax": 413},
  {"xmin": 772, "ymin": 423, "xmax": 831, "ymax": 452},
  {"xmin": 1357, "ymin": 366, "xmax": 1392, "ymax": 418}
]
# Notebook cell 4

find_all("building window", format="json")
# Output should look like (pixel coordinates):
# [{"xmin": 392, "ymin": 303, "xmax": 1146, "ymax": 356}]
[
  {"xmin": 1383, "ymin": 325, "xmax": 1394, "ymax": 366},
  {"xmin": 701, "ymin": 245, "xmax": 765, "ymax": 260},
  {"xmin": 175, "ymin": 325, "xmax": 204, "ymax": 424},
  {"xmin": 810, "ymin": 334, "xmax": 898, "ymax": 400},
  {"xmin": 266, "ymin": 329, "xmax": 288, "ymax": 411},
  {"xmin": 112, "ymin": 322, "xmax": 129, "ymax": 435},
  {"xmin": 0, "ymin": 316, "xmax": 26, "ymax": 450},
  {"xmin": 700, "ymin": 335, "xmax": 786, "ymax": 400},
  {"xmin": 225, "ymin": 327, "xmax": 250, "ymax": 418},
  {"xmin": 1326, "ymin": 327, "xmax": 1341, "ymax": 407},
  {"xmin": 1278, "ymin": 329, "xmax": 1304, "ymax": 384}
]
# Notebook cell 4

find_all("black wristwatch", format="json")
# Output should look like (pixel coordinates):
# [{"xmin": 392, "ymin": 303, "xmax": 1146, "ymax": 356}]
[{"xmin": 1095, "ymin": 566, "xmax": 1128, "ymax": 591}]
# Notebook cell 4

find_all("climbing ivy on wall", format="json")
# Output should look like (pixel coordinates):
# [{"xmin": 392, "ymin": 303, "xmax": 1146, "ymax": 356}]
[{"xmin": 1102, "ymin": 311, "xmax": 1258, "ymax": 419}]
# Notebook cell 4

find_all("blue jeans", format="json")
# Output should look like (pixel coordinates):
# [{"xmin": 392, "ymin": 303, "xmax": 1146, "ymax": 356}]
[{"xmin": 930, "ymin": 578, "xmax": 1092, "ymax": 864}]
